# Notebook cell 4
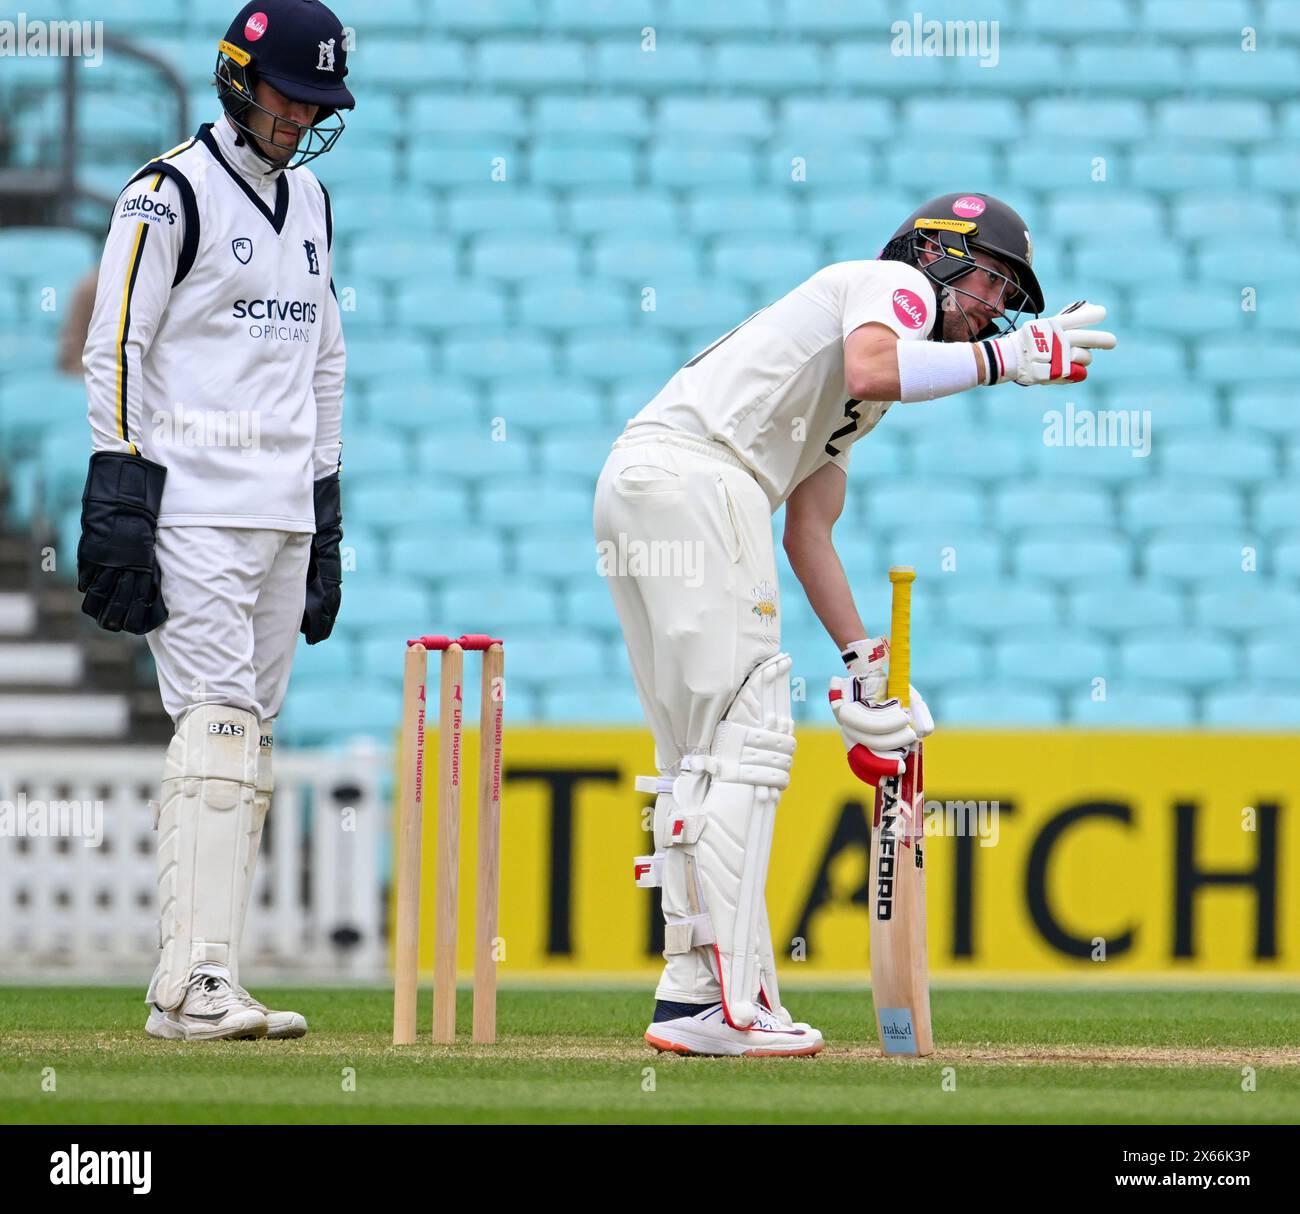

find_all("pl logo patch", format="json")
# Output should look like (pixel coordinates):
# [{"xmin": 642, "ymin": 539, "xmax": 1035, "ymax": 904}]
[
  {"xmin": 232, "ymin": 237, "xmax": 253, "ymax": 264},
  {"xmin": 303, "ymin": 239, "xmax": 320, "ymax": 276}
]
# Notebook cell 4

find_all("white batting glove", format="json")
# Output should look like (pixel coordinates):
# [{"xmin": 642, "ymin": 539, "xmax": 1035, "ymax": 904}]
[
  {"xmin": 828, "ymin": 637, "xmax": 933, "ymax": 787},
  {"xmin": 984, "ymin": 301, "xmax": 1116, "ymax": 387}
]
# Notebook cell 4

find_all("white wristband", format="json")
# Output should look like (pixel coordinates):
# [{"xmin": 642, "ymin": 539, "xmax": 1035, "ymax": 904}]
[{"xmin": 894, "ymin": 340, "xmax": 981, "ymax": 402}]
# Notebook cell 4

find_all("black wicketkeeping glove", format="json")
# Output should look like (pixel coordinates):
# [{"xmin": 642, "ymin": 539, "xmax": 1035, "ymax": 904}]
[
  {"xmin": 76, "ymin": 451, "xmax": 169, "ymax": 635},
  {"xmin": 301, "ymin": 472, "xmax": 342, "ymax": 645}
]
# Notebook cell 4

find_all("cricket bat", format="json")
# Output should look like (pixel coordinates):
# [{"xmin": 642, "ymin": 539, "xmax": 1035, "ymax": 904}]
[{"xmin": 869, "ymin": 566, "xmax": 934, "ymax": 1057}]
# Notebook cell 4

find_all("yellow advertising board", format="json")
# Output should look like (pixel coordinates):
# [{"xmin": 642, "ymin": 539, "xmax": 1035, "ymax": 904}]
[{"xmin": 397, "ymin": 727, "xmax": 1300, "ymax": 980}]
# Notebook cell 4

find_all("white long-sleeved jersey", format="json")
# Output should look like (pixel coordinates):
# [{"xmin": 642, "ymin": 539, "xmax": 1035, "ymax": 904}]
[
  {"xmin": 626, "ymin": 260, "xmax": 938, "ymax": 511},
  {"xmin": 83, "ymin": 115, "xmax": 345, "ymax": 531}
]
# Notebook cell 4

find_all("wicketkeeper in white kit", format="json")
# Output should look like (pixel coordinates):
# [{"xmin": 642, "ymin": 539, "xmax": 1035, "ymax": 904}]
[
  {"xmin": 595, "ymin": 194, "xmax": 1117, "ymax": 1056},
  {"xmin": 79, "ymin": 0, "xmax": 353, "ymax": 1040}
]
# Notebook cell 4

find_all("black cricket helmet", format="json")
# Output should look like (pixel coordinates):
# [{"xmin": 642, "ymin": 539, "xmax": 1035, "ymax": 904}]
[
  {"xmin": 216, "ymin": 0, "xmax": 355, "ymax": 169},
  {"xmin": 883, "ymin": 193, "xmax": 1044, "ymax": 340}
]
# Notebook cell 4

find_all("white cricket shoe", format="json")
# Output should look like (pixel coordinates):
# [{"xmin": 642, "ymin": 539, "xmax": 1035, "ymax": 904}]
[
  {"xmin": 645, "ymin": 1002, "xmax": 825, "ymax": 1057},
  {"xmin": 145, "ymin": 964, "xmax": 268, "ymax": 1041},
  {"xmin": 234, "ymin": 985, "xmax": 308, "ymax": 1039}
]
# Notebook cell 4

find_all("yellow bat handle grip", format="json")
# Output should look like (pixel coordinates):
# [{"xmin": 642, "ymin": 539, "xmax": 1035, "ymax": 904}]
[{"xmin": 886, "ymin": 566, "xmax": 915, "ymax": 707}]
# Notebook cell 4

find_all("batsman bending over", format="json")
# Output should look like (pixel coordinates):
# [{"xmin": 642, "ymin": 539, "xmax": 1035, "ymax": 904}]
[{"xmin": 594, "ymin": 193, "xmax": 1116, "ymax": 1057}]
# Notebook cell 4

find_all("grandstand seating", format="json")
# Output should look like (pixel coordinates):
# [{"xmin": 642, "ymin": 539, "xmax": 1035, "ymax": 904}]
[{"xmin": 1, "ymin": 0, "xmax": 1297, "ymax": 744}]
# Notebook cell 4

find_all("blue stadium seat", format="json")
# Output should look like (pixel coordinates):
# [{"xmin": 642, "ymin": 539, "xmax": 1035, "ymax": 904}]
[
  {"xmin": 904, "ymin": 98, "xmax": 1021, "ymax": 141},
  {"xmin": 351, "ymin": 41, "xmax": 469, "ymax": 90},
  {"xmin": 564, "ymin": 581, "xmax": 620, "ymax": 632},
  {"xmin": 866, "ymin": 481, "xmax": 983, "ymax": 530},
  {"xmin": 1246, "ymin": 634, "xmax": 1300, "ymax": 687},
  {"xmin": 409, "ymin": 94, "xmax": 526, "ymax": 137},
  {"xmin": 481, "ymin": 480, "xmax": 595, "ymax": 529},
  {"xmin": 1071, "ymin": 44, "xmax": 1183, "ymax": 96},
  {"xmin": 289, "ymin": 634, "xmax": 355, "ymax": 684},
  {"xmin": 610, "ymin": 377, "xmax": 669, "ymax": 419},
  {"xmin": 1012, "ymin": 532, "xmax": 1132, "ymax": 586},
  {"xmin": 911, "ymin": 430, "xmax": 1033, "ymax": 483},
  {"xmin": 441, "ymin": 187, "xmax": 559, "ymax": 237},
  {"xmin": 0, "ymin": 332, "xmax": 56, "ymax": 377},
  {"xmin": 1199, "ymin": 245, "xmax": 1300, "ymax": 286},
  {"xmin": 994, "ymin": 633, "xmax": 1112, "ymax": 693},
  {"xmin": 952, "ymin": 40, "xmax": 1069, "ymax": 95},
  {"xmin": 410, "ymin": 137, "xmax": 524, "ymax": 187},
  {"xmin": 516, "ymin": 533, "xmax": 603, "ymax": 582},
  {"xmin": 781, "ymin": 0, "xmax": 890, "ymax": 34},
  {"xmin": 1079, "ymin": 334, "xmax": 1183, "ymax": 387},
  {"xmin": 1199, "ymin": 339, "xmax": 1300, "ymax": 385},
  {"xmin": 335, "ymin": 578, "xmax": 433, "ymax": 636},
  {"xmin": 1160, "ymin": 432, "xmax": 1277, "ymax": 486},
  {"xmin": 649, "ymin": 141, "xmax": 759, "ymax": 189},
  {"xmin": 0, "ymin": 228, "xmax": 96, "ymax": 282},
  {"xmin": 882, "ymin": 147, "xmax": 997, "ymax": 192},
  {"xmin": 441, "ymin": 583, "xmax": 560, "ymax": 633},
  {"xmin": 418, "ymin": 429, "xmax": 532, "ymax": 480},
  {"xmin": 1263, "ymin": 0, "xmax": 1300, "ymax": 32},
  {"xmin": 533, "ymin": 94, "xmax": 650, "ymax": 138},
  {"xmin": 1001, "ymin": 144, "xmax": 1103, "ymax": 192},
  {"xmin": 1072, "ymin": 240, "xmax": 1182, "ymax": 287},
  {"xmin": 658, "ymin": 0, "xmax": 778, "ymax": 33},
  {"xmin": 1131, "ymin": 284, "xmax": 1244, "ymax": 335},
  {"xmin": 1157, "ymin": 100, "xmax": 1271, "ymax": 144},
  {"xmin": 993, "ymin": 482, "xmax": 1113, "ymax": 531},
  {"xmin": 442, "ymin": 331, "xmax": 554, "ymax": 381},
  {"xmin": 1193, "ymin": 586, "xmax": 1300, "ymax": 635},
  {"xmin": 710, "ymin": 237, "xmax": 821, "ymax": 288},
  {"xmin": 341, "ymin": 435, "xmax": 411, "ymax": 481},
  {"xmin": 344, "ymin": 336, "xmax": 434, "ymax": 383},
  {"xmin": 0, "ymin": 372, "xmax": 87, "ymax": 447},
  {"xmin": 1033, "ymin": 99, "xmax": 1148, "ymax": 143},
  {"xmin": 335, "ymin": 189, "xmax": 440, "ymax": 242},
  {"xmin": 538, "ymin": 434, "xmax": 618, "ymax": 479},
  {"xmin": 943, "ymin": 583, "xmax": 1058, "ymax": 635},
  {"xmin": 277, "ymin": 679, "xmax": 398, "ymax": 746},
  {"xmin": 1277, "ymin": 534, "xmax": 1300, "ymax": 582},
  {"xmin": 1023, "ymin": 1, "xmax": 1133, "ymax": 35},
  {"xmin": 507, "ymin": 630, "xmax": 609, "ymax": 688},
  {"xmin": 1068, "ymin": 585, "xmax": 1186, "ymax": 633},
  {"xmin": 396, "ymin": 279, "xmax": 509, "ymax": 330},
  {"xmin": 529, "ymin": 137, "xmax": 638, "ymax": 187},
  {"xmin": 885, "ymin": 529, "xmax": 1003, "ymax": 582},
  {"xmin": 568, "ymin": 191, "xmax": 679, "ymax": 236},
  {"xmin": 764, "ymin": 141, "xmax": 873, "ymax": 188},
  {"xmin": 486, "ymin": 377, "xmax": 606, "ymax": 434},
  {"xmin": 429, "ymin": 0, "xmax": 541, "ymax": 32},
  {"xmin": 592, "ymin": 40, "xmax": 709, "ymax": 93},
  {"xmin": 342, "ymin": 234, "xmax": 454, "ymax": 285},
  {"xmin": 806, "ymin": 190, "xmax": 914, "ymax": 238},
  {"xmin": 362, "ymin": 377, "xmax": 480, "ymax": 436},
  {"xmin": 1172, "ymin": 193, "xmax": 1285, "ymax": 237},
  {"xmin": 389, "ymin": 531, "xmax": 508, "ymax": 582},
  {"xmin": 564, "ymin": 330, "xmax": 679, "ymax": 381},
  {"xmin": 1122, "ymin": 483, "xmax": 1243, "ymax": 532},
  {"xmin": 1141, "ymin": 0, "xmax": 1255, "ymax": 38},
  {"xmin": 550, "ymin": 0, "xmax": 662, "ymax": 34},
  {"xmin": 1144, "ymin": 528, "xmax": 1257, "ymax": 585},
  {"xmin": 686, "ymin": 192, "xmax": 799, "ymax": 238},
  {"xmin": 1068, "ymin": 685, "xmax": 1195, "ymax": 727},
  {"xmin": 1120, "ymin": 630, "xmax": 1236, "ymax": 689},
  {"xmin": 517, "ymin": 276, "xmax": 631, "ymax": 329},
  {"xmin": 1191, "ymin": 48, "xmax": 1300, "ymax": 98},
  {"xmin": 478, "ymin": 40, "xmax": 588, "ymax": 89},
  {"xmin": 541, "ymin": 686, "xmax": 646, "ymax": 723},
  {"xmin": 1049, "ymin": 191, "xmax": 1160, "ymax": 235},
  {"xmin": 637, "ymin": 282, "xmax": 751, "ymax": 334},
  {"xmin": 940, "ymin": 685, "xmax": 1060, "ymax": 726},
  {"xmin": 1255, "ymin": 487, "xmax": 1300, "ymax": 534},
  {"xmin": 827, "ymin": 42, "xmax": 948, "ymax": 91},
  {"xmin": 321, "ymin": 146, "xmax": 400, "ymax": 190},
  {"xmin": 714, "ymin": 43, "xmax": 827, "ymax": 93},
  {"xmin": 348, "ymin": 483, "xmax": 471, "ymax": 531},
  {"xmin": 1203, "ymin": 691, "xmax": 1300, "ymax": 727},
  {"xmin": 1130, "ymin": 150, "xmax": 1239, "ymax": 194},
  {"xmin": 469, "ymin": 234, "xmax": 580, "ymax": 283},
  {"xmin": 907, "ymin": 636, "xmax": 988, "ymax": 688},
  {"xmin": 658, "ymin": 98, "xmax": 774, "ymax": 141}
]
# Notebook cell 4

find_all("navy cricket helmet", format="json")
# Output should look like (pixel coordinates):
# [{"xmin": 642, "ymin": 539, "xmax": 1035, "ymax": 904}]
[{"xmin": 215, "ymin": 0, "xmax": 355, "ymax": 169}]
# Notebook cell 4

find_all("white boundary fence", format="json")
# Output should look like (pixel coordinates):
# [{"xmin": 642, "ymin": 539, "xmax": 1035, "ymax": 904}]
[{"xmin": 0, "ymin": 744, "xmax": 390, "ymax": 982}]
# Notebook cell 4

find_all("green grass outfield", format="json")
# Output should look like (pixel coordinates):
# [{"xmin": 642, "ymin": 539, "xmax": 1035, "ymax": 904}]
[{"xmin": 1, "ymin": 987, "xmax": 1297, "ymax": 1125}]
